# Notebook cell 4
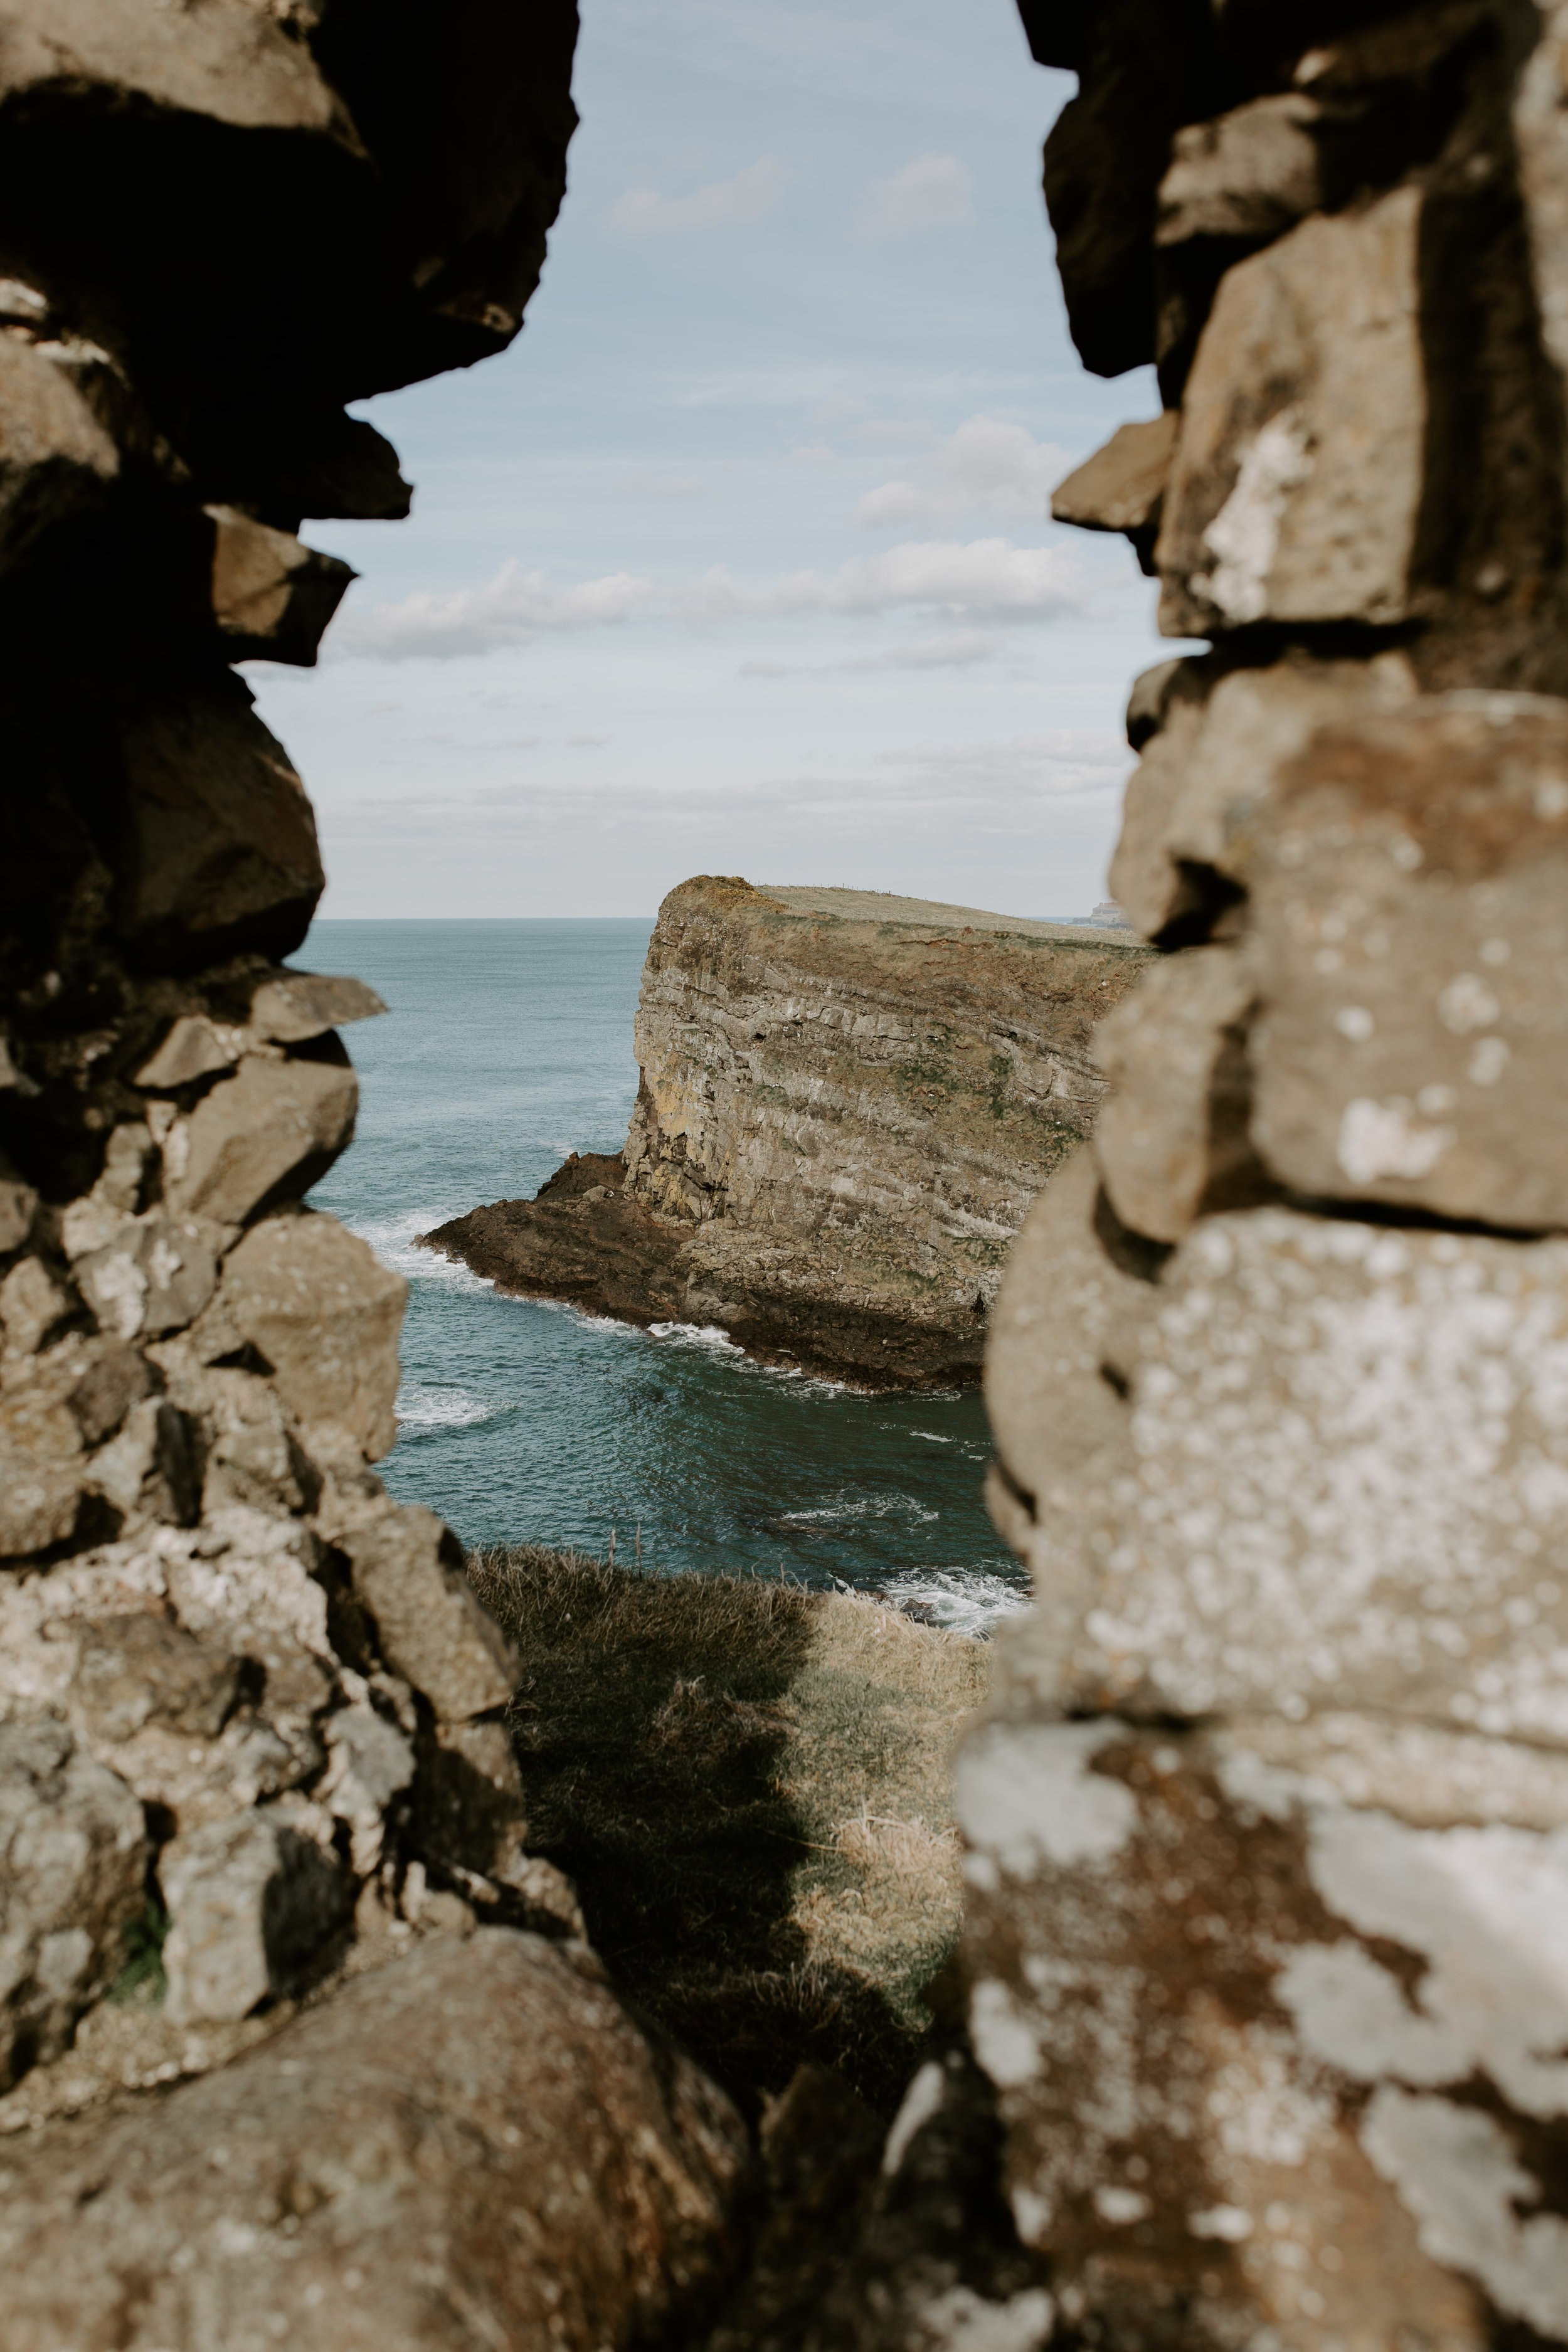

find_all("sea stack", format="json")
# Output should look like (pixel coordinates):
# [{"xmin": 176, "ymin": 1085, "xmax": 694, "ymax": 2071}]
[{"xmin": 424, "ymin": 876, "xmax": 1151, "ymax": 1386}]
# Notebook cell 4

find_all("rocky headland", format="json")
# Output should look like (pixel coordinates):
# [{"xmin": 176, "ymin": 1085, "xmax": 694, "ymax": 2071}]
[{"xmin": 424, "ymin": 877, "xmax": 1150, "ymax": 1387}]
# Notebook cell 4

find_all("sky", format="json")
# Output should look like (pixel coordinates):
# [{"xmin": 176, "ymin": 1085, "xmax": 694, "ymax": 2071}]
[{"xmin": 247, "ymin": 0, "xmax": 1184, "ymax": 923}]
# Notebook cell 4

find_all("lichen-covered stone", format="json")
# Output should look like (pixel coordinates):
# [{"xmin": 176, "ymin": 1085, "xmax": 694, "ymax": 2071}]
[
  {"xmin": 203, "ymin": 1210, "xmax": 403, "ymax": 1461},
  {"xmin": 1092, "ymin": 943, "xmax": 1264, "ymax": 1242},
  {"xmin": 1155, "ymin": 187, "xmax": 1426, "ymax": 635},
  {"xmin": 0, "ymin": 1713, "xmax": 146, "ymax": 2088},
  {"xmin": 341, "ymin": 1503, "xmax": 519, "ymax": 1727},
  {"xmin": 955, "ymin": 1709, "xmax": 1568, "ymax": 2347},
  {"xmin": 162, "ymin": 1051, "xmax": 357, "ymax": 1226},
  {"xmin": 1108, "ymin": 648, "xmax": 1416, "ymax": 940},
  {"xmin": 1237, "ymin": 692, "xmax": 1568, "ymax": 1229},
  {"xmin": 160, "ymin": 1805, "xmax": 351, "ymax": 2025}
]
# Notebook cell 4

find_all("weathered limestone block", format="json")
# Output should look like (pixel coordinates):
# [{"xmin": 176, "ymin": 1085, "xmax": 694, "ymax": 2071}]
[
  {"xmin": 0, "ymin": 1713, "xmax": 146, "ymax": 2088},
  {"xmin": 0, "ymin": 1346, "xmax": 89, "ymax": 1556},
  {"xmin": 955, "ymin": 1708, "xmax": 1568, "ymax": 2347},
  {"xmin": 1157, "ymin": 93, "xmax": 1323, "ymax": 249},
  {"xmin": 1109, "ymin": 647, "xmax": 1416, "ymax": 939},
  {"xmin": 1236, "ymin": 693, "xmax": 1568, "ymax": 1229},
  {"xmin": 205, "ymin": 504, "xmax": 355, "ymax": 665},
  {"xmin": 412, "ymin": 1716, "xmax": 530, "ymax": 1892},
  {"xmin": 0, "ymin": 1150, "xmax": 38, "ymax": 1251},
  {"xmin": 68, "ymin": 1611, "xmax": 241, "ymax": 1744},
  {"xmin": 201, "ymin": 1210, "xmax": 403, "ymax": 1461},
  {"xmin": 1155, "ymin": 185, "xmax": 1426, "ymax": 635},
  {"xmin": 85, "ymin": 1394, "xmax": 201, "ymax": 1527},
  {"xmin": 132, "ymin": 1010, "xmax": 246, "ymax": 1088},
  {"xmin": 0, "ymin": 1254, "xmax": 76, "ymax": 1355},
  {"xmin": 73, "ymin": 1209, "xmax": 218, "ymax": 1338},
  {"xmin": 190, "ymin": 1364, "xmax": 320, "ymax": 1517},
  {"xmin": 1091, "ymin": 942, "xmax": 1266, "ymax": 1241},
  {"xmin": 160, "ymin": 1805, "xmax": 351, "ymax": 2025},
  {"xmin": 247, "ymin": 968, "xmax": 386, "ymax": 1043},
  {"xmin": 0, "ymin": 1929, "xmax": 748, "ymax": 2352},
  {"xmin": 982, "ymin": 1151, "xmax": 1160, "ymax": 1670},
  {"xmin": 1050, "ymin": 413, "xmax": 1178, "ymax": 573},
  {"xmin": 0, "ymin": 0, "xmax": 352, "ymax": 141},
  {"xmin": 162, "ymin": 1051, "xmax": 357, "ymax": 1224},
  {"xmin": 0, "ymin": 329, "xmax": 119, "ymax": 569},
  {"xmin": 113, "ymin": 675, "xmax": 324, "ymax": 966},
  {"xmin": 1035, "ymin": 1207, "xmax": 1568, "ymax": 1740},
  {"xmin": 340, "ymin": 1503, "xmax": 520, "ymax": 1726},
  {"xmin": 319, "ymin": 1703, "xmax": 415, "ymax": 1877}
]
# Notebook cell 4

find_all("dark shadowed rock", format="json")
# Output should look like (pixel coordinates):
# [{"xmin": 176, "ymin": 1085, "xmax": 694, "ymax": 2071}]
[
  {"xmin": 0, "ymin": 1929, "xmax": 750, "ymax": 2352},
  {"xmin": 112, "ymin": 675, "xmax": 325, "ymax": 967}
]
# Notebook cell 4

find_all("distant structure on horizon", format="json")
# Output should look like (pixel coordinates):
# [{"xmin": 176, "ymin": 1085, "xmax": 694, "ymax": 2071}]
[{"xmin": 1041, "ymin": 900, "xmax": 1135, "ymax": 930}]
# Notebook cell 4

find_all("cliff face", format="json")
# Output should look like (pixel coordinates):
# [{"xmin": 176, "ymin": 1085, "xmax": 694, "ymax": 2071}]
[{"xmin": 427, "ymin": 877, "xmax": 1150, "ymax": 1385}]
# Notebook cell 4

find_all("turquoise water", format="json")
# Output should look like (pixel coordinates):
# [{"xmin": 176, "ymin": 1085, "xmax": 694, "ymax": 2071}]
[{"xmin": 298, "ymin": 919, "xmax": 1028, "ymax": 1633}]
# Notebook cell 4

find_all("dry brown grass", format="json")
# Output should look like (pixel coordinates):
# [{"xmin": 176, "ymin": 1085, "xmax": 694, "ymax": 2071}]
[{"xmin": 466, "ymin": 1547, "xmax": 987, "ymax": 2116}]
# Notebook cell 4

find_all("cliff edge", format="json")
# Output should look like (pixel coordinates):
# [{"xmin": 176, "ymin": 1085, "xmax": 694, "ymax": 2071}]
[{"xmin": 425, "ymin": 876, "xmax": 1150, "ymax": 1385}]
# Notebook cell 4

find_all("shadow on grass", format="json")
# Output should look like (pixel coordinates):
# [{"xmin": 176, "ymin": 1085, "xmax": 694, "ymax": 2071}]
[{"xmin": 469, "ymin": 1547, "xmax": 975, "ymax": 2121}]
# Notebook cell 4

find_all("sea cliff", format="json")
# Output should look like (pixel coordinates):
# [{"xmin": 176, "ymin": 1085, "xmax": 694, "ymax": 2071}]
[{"xmin": 425, "ymin": 877, "xmax": 1150, "ymax": 1385}]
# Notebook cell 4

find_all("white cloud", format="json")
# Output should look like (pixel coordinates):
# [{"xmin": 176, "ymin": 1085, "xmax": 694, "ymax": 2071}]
[
  {"xmin": 856, "ymin": 415, "xmax": 1069, "ymax": 529},
  {"xmin": 856, "ymin": 152, "xmax": 975, "ymax": 241},
  {"xmin": 741, "ymin": 630, "xmax": 999, "ymax": 677},
  {"xmin": 332, "ymin": 562, "xmax": 656, "ymax": 662},
  {"xmin": 687, "ymin": 537, "xmax": 1084, "ymax": 623},
  {"xmin": 608, "ymin": 156, "xmax": 787, "ymax": 236}
]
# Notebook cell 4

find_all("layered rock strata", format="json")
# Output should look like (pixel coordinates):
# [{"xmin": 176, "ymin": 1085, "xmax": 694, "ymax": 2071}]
[
  {"xmin": 0, "ymin": 13, "xmax": 750, "ymax": 2344},
  {"xmin": 948, "ymin": 4, "xmax": 1568, "ymax": 2344},
  {"xmin": 426, "ymin": 877, "xmax": 1150, "ymax": 1387}
]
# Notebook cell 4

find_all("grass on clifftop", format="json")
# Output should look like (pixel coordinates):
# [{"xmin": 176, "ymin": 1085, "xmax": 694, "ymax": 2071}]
[{"xmin": 466, "ymin": 1549, "xmax": 988, "ymax": 2118}]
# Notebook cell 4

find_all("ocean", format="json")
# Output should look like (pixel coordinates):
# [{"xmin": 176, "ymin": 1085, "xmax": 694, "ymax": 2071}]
[{"xmin": 298, "ymin": 918, "xmax": 1029, "ymax": 1635}]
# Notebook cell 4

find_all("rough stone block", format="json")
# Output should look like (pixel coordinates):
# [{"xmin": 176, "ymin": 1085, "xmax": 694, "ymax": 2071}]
[
  {"xmin": 1045, "ymin": 1207, "xmax": 1568, "ymax": 1740},
  {"xmin": 132, "ymin": 1011, "xmax": 244, "ymax": 1088},
  {"xmin": 75, "ymin": 1211, "xmax": 218, "ymax": 1338},
  {"xmin": 1092, "ymin": 943, "xmax": 1263, "ymax": 1241},
  {"xmin": 69, "ymin": 1613, "xmax": 242, "ymax": 1745},
  {"xmin": 342, "ymin": 1504, "xmax": 520, "ymax": 1725},
  {"xmin": 0, "ymin": 1151, "xmax": 38, "ymax": 1253},
  {"xmin": 112, "ymin": 675, "xmax": 324, "ymax": 967},
  {"xmin": 0, "ymin": 1712, "xmax": 146, "ymax": 2089},
  {"xmin": 1156, "ymin": 92, "xmax": 1323, "ymax": 249},
  {"xmin": 210, "ymin": 1210, "xmax": 404, "ymax": 1461},
  {"xmin": 247, "ymin": 968, "xmax": 386, "ymax": 1042},
  {"xmin": 1109, "ymin": 649, "xmax": 1416, "ymax": 940},
  {"xmin": 0, "ymin": 1256, "xmax": 76, "ymax": 1356},
  {"xmin": 86, "ymin": 1396, "xmax": 202, "ymax": 1528},
  {"xmin": 0, "ymin": 329, "xmax": 119, "ymax": 571},
  {"xmin": 1155, "ymin": 186, "xmax": 1426, "ymax": 635},
  {"xmin": 205, "ymin": 503, "xmax": 354, "ymax": 664},
  {"xmin": 1237, "ymin": 693, "xmax": 1568, "ymax": 1229},
  {"xmin": 162, "ymin": 1052, "xmax": 357, "ymax": 1225},
  {"xmin": 318, "ymin": 1703, "xmax": 415, "ymax": 1877},
  {"xmin": 0, "ymin": 1929, "xmax": 748, "ymax": 2352},
  {"xmin": 1051, "ymin": 413, "xmax": 1179, "ymax": 571},
  {"xmin": 159, "ymin": 1806, "xmax": 350, "ymax": 2025},
  {"xmin": 955, "ymin": 1709, "xmax": 1568, "ymax": 2346},
  {"xmin": 982, "ymin": 1150, "xmax": 1160, "ymax": 1670},
  {"xmin": 0, "ymin": 1364, "xmax": 86, "ymax": 1558},
  {"xmin": 412, "ymin": 1715, "xmax": 528, "ymax": 1889}
]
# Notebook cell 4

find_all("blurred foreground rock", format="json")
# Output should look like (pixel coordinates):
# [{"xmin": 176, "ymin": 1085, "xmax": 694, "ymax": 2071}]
[
  {"xmin": 935, "ymin": 2, "xmax": 1568, "ymax": 2344},
  {"xmin": 0, "ymin": 1929, "xmax": 750, "ymax": 2352}
]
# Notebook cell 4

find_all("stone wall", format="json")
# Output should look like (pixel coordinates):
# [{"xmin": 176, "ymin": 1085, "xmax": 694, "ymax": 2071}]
[
  {"xmin": 949, "ymin": 3, "xmax": 1568, "ymax": 2342},
  {"xmin": 0, "ymin": 0, "xmax": 581, "ymax": 2099}
]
